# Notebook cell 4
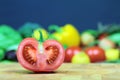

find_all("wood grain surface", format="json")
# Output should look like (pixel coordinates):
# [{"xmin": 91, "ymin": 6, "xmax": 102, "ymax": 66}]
[{"xmin": 0, "ymin": 63, "xmax": 120, "ymax": 80}]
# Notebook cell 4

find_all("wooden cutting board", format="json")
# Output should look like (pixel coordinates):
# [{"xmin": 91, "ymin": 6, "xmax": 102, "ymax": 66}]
[{"xmin": 0, "ymin": 63, "xmax": 120, "ymax": 80}]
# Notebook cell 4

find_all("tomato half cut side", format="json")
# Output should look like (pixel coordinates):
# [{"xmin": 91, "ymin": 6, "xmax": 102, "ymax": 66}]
[
  {"xmin": 43, "ymin": 40, "xmax": 65, "ymax": 71},
  {"xmin": 17, "ymin": 38, "xmax": 64, "ymax": 72},
  {"xmin": 17, "ymin": 38, "xmax": 39, "ymax": 71}
]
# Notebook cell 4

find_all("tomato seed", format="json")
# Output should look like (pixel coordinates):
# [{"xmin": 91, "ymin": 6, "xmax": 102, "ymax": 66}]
[
  {"xmin": 46, "ymin": 46, "xmax": 59, "ymax": 64},
  {"xmin": 23, "ymin": 45, "xmax": 37, "ymax": 65}
]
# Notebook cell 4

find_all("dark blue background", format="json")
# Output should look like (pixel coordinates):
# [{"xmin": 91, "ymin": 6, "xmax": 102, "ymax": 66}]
[{"xmin": 0, "ymin": 0, "xmax": 120, "ymax": 31}]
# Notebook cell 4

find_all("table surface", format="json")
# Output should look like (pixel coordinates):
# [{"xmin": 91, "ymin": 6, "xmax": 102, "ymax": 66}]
[{"xmin": 0, "ymin": 63, "xmax": 120, "ymax": 80}]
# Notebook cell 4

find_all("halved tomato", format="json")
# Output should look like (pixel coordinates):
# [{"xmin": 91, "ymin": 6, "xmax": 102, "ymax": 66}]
[{"xmin": 17, "ymin": 38, "xmax": 64, "ymax": 72}]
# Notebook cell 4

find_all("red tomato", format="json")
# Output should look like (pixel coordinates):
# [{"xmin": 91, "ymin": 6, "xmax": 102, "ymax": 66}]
[
  {"xmin": 64, "ymin": 46, "xmax": 81, "ymax": 62},
  {"xmin": 85, "ymin": 46, "xmax": 106, "ymax": 63},
  {"xmin": 17, "ymin": 38, "xmax": 64, "ymax": 72},
  {"xmin": 98, "ymin": 33, "xmax": 108, "ymax": 40}
]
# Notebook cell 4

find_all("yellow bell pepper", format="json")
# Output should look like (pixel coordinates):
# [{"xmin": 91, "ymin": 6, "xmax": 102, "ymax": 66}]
[{"xmin": 49, "ymin": 24, "xmax": 80, "ymax": 47}]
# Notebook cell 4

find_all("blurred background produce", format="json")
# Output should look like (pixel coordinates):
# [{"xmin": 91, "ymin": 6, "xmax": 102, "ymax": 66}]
[
  {"xmin": 0, "ymin": 0, "xmax": 120, "ymax": 64},
  {"xmin": 0, "ymin": 22, "xmax": 120, "ymax": 64}
]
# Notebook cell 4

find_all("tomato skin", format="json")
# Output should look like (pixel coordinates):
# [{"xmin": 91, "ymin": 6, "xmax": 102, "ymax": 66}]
[
  {"xmin": 98, "ymin": 33, "xmax": 108, "ymax": 40},
  {"xmin": 64, "ymin": 46, "xmax": 81, "ymax": 62},
  {"xmin": 17, "ymin": 38, "xmax": 64, "ymax": 72},
  {"xmin": 85, "ymin": 46, "xmax": 106, "ymax": 63}
]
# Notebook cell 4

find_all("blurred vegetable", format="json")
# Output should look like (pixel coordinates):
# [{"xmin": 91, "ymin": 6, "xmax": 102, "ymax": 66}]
[
  {"xmin": 0, "ymin": 60, "xmax": 15, "ymax": 63},
  {"xmin": 98, "ymin": 33, "xmax": 108, "ymax": 40},
  {"xmin": 107, "ymin": 33, "xmax": 120, "ymax": 44},
  {"xmin": 0, "ymin": 49, "xmax": 5, "ymax": 61},
  {"xmin": 97, "ymin": 23, "xmax": 120, "ymax": 36},
  {"xmin": 83, "ymin": 30, "xmax": 98, "ymax": 37},
  {"xmin": 81, "ymin": 31, "xmax": 95, "ymax": 46},
  {"xmin": 99, "ymin": 38, "xmax": 115, "ymax": 50},
  {"xmin": 64, "ymin": 46, "xmax": 81, "ymax": 62},
  {"xmin": 49, "ymin": 24, "xmax": 80, "ymax": 47},
  {"xmin": 72, "ymin": 52, "xmax": 90, "ymax": 64},
  {"xmin": 5, "ymin": 50, "xmax": 17, "ymax": 61},
  {"xmin": 18, "ymin": 22, "xmax": 41, "ymax": 38},
  {"xmin": 85, "ymin": 46, "xmax": 106, "ymax": 63},
  {"xmin": 104, "ymin": 59, "xmax": 120, "ymax": 63},
  {"xmin": 6, "ymin": 43, "xmax": 19, "ymax": 51},
  {"xmin": 105, "ymin": 49, "xmax": 119, "ymax": 61},
  {"xmin": 0, "ymin": 25, "xmax": 22, "ymax": 50}
]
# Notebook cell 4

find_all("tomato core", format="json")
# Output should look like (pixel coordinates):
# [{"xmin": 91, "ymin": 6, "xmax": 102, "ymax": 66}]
[{"xmin": 23, "ymin": 43, "xmax": 59, "ymax": 66}]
